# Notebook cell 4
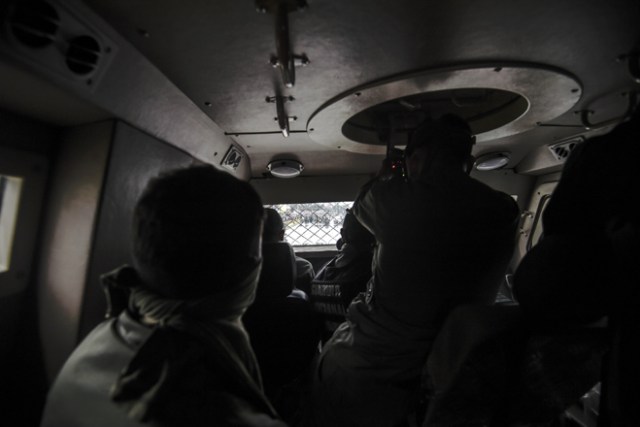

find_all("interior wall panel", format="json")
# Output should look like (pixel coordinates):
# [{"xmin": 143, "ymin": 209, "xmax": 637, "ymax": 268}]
[
  {"xmin": 0, "ymin": 109, "xmax": 56, "ymax": 425},
  {"xmin": 37, "ymin": 121, "xmax": 113, "ymax": 383},
  {"xmin": 78, "ymin": 122, "xmax": 196, "ymax": 341},
  {"xmin": 251, "ymin": 175, "xmax": 373, "ymax": 205}
]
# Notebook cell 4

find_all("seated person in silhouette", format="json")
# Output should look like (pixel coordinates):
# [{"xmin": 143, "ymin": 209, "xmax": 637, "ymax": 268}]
[
  {"xmin": 514, "ymin": 112, "xmax": 640, "ymax": 426},
  {"xmin": 308, "ymin": 114, "xmax": 519, "ymax": 426},
  {"xmin": 243, "ymin": 210, "xmax": 321, "ymax": 421},
  {"xmin": 41, "ymin": 166, "xmax": 285, "ymax": 427},
  {"xmin": 419, "ymin": 115, "xmax": 640, "ymax": 427},
  {"xmin": 310, "ymin": 209, "xmax": 375, "ymax": 341},
  {"xmin": 263, "ymin": 208, "xmax": 314, "ymax": 296}
]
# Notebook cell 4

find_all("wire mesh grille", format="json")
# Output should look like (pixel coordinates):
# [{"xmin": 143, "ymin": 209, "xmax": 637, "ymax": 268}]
[{"xmin": 266, "ymin": 202, "xmax": 352, "ymax": 246}]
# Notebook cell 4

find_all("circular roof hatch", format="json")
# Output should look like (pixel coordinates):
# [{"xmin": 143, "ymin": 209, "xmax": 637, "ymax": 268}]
[
  {"xmin": 308, "ymin": 65, "xmax": 582, "ymax": 154},
  {"xmin": 343, "ymin": 88, "xmax": 528, "ymax": 147}
]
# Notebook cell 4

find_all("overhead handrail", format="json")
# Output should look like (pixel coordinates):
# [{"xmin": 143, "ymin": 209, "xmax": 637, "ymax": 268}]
[
  {"xmin": 266, "ymin": 95, "xmax": 296, "ymax": 137},
  {"xmin": 617, "ymin": 51, "xmax": 640, "ymax": 84},
  {"xmin": 539, "ymin": 91, "xmax": 638, "ymax": 131},
  {"xmin": 577, "ymin": 91, "xmax": 638, "ymax": 130},
  {"xmin": 257, "ymin": 0, "xmax": 309, "ymax": 88}
]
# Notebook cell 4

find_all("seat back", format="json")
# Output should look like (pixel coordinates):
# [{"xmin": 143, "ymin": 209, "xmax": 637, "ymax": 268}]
[
  {"xmin": 246, "ymin": 242, "xmax": 321, "ymax": 396},
  {"xmin": 257, "ymin": 242, "xmax": 296, "ymax": 300},
  {"xmin": 243, "ymin": 299, "xmax": 321, "ymax": 395}
]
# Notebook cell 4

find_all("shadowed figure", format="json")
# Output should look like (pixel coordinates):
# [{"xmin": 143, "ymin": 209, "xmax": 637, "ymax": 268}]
[
  {"xmin": 514, "ymin": 113, "xmax": 640, "ymax": 427},
  {"xmin": 310, "ymin": 209, "xmax": 375, "ymax": 341},
  {"xmin": 263, "ymin": 208, "xmax": 315, "ymax": 296},
  {"xmin": 41, "ymin": 166, "xmax": 286, "ymax": 427},
  {"xmin": 307, "ymin": 115, "xmax": 519, "ymax": 426},
  {"xmin": 413, "ymin": 116, "xmax": 640, "ymax": 427}
]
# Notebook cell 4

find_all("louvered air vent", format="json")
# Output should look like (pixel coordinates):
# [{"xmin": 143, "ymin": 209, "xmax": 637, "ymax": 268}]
[
  {"xmin": 548, "ymin": 137, "xmax": 583, "ymax": 162},
  {"xmin": 8, "ymin": 1, "xmax": 59, "ymax": 48},
  {"xmin": 66, "ymin": 35, "xmax": 101, "ymax": 75},
  {"xmin": 1, "ymin": 0, "xmax": 115, "ymax": 87}
]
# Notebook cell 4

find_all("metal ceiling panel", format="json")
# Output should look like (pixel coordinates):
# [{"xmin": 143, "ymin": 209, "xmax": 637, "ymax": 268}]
[{"xmin": 9, "ymin": 0, "xmax": 640, "ymax": 176}]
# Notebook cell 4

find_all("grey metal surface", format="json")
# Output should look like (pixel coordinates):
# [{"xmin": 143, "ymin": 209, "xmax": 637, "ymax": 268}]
[
  {"xmin": 36, "ymin": 121, "xmax": 112, "ymax": 383},
  {"xmin": 0, "ymin": 61, "xmax": 110, "ymax": 126},
  {"xmin": 2, "ymin": 0, "xmax": 639, "ymax": 176},
  {"xmin": 1, "ymin": 0, "xmax": 251, "ymax": 180},
  {"xmin": 79, "ymin": 0, "xmax": 639, "ymax": 176},
  {"xmin": 307, "ymin": 65, "xmax": 582, "ymax": 155}
]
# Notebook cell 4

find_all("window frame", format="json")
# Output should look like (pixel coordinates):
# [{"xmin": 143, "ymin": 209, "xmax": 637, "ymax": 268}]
[
  {"xmin": 0, "ymin": 146, "xmax": 48, "ymax": 297},
  {"xmin": 526, "ymin": 193, "xmax": 552, "ymax": 251}
]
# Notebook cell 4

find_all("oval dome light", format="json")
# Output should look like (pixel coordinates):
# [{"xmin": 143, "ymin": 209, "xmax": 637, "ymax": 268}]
[
  {"xmin": 475, "ymin": 153, "xmax": 510, "ymax": 171},
  {"xmin": 267, "ymin": 159, "xmax": 304, "ymax": 178}
]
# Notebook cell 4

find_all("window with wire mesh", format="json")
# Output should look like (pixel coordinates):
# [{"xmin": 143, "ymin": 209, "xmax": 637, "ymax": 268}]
[{"xmin": 266, "ymin": 202, "xmax": 353, "ymax": 247}]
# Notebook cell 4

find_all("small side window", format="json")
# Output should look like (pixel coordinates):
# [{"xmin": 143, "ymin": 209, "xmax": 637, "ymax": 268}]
[
  {"xmin": 527, "ymin": 193, "xmax": 551, "ymax": 251},
  {"xmin": 0, "ymin": 175, "xmax": 23, "ymax": 273}
]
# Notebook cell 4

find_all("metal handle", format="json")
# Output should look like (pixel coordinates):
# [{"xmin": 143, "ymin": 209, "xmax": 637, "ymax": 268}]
[
  {"xmin": 275, "ymin": 4, "xmax": 295, "ymax": 88},
  {"xmin": 618, "ymin": 52, "xmax": 640, "ymax": 84},
  {"xmin": 267, "ymin": 95, "xmax": 295, "ymax": 137},
  {"xmin": 578, "ymin": 91, "xmax": 638, "ymax": 130}
]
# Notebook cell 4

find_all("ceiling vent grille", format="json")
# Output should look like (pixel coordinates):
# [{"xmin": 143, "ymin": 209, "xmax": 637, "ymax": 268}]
[
  {"xmin": 66, "ymin": 35, "xmax": 100, "ymax": 75},
  {"xmin": 548, "ymin": 137, "xmax": 583, "ymax": 162},
  {"xmin": 8, "ymin": 1, "xmax": 59, "ymax": 49},
  {"xmin": 1, "ymin": 0, "xmax": 116, "ymax": 88}
]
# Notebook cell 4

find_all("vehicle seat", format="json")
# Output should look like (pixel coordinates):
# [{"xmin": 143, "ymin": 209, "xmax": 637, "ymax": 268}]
[
  {"xmin": 422, "ymin": 304, "xmax": 608, "ymax": 427},
  {"xmin": 254, "ymin": 241, "xmax": 298, "ymax": 300},
  {"xmin": 243, "ymin": 242, "xmax": 321, "ymax": 398}
]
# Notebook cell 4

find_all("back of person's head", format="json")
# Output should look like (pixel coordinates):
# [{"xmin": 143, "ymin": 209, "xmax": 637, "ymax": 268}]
[
  {"xmin": 543, "ymin": 110, "xmax": 640, "ymax": 236},
  {"xmin": 263, "ymin": 208, "xmax": 285, "ymax": 243},
  {"xmin": 132, "ymin": 165, "xmax": 264, "ymax": 299},
  {"xmin": 341, "ymin": 210, "xmax": 375, "ymax": 250},
  {"xmin": 405, "ymin": 114, "xmax": 475, "ymax": 164},
  {"xmin": 516, "ymin": 110, "xmax": 640, "ymax": 324}
]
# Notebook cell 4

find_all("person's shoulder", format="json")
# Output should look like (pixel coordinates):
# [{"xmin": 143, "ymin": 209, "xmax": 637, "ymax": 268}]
[
  {"xmin": 295, "ymin": 256, "xmax": 314, "ymax": 278},
  {"xmin": 366, "ymin": 175, "xmax": 409, "ymax": 191},
  {"xmin": 364, "ymin": 176, "xmax": 418, "ymax": 204},
  {"xmin": 468, "ymin": 176, "xmax": 514, "ymax": 201},
  {"xmin": 295, "ymin": 255, "xmax": 312, "ymax": 266},
  {"xmin": 467, "ymin": 178, "xmax": 519, "ymax": 218}
]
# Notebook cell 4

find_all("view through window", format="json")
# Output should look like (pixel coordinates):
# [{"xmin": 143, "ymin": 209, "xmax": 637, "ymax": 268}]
[
  {"xmin": 0, "ymin": 175, "xmax": 23, "ymax": 273},
  {"xmin": 266, "ymin": 201, "xmax": 353, "ymax": 247}
]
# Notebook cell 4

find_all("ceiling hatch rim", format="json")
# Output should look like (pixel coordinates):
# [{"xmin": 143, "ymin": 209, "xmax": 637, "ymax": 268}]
[{"xmin": 307, "ymin": 63, "xmax": 582, "ymax": 155}]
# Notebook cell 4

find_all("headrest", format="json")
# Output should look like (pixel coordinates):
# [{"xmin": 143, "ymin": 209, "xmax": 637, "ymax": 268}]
[
  {"xmin": 263, "ymin": 208, "xmax": 284, "ymax": 242},
  {"xmin": 256, "ymin": 242, "xmax": 296, "ymax": 300}
]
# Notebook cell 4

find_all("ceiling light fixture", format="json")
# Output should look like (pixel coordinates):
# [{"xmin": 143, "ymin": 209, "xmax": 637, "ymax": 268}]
[
  {"xmin": 267, "ymin": 159, "xmax": 304, "ymax": 178},
  {"xmin": 474, "ymin": 152, "xmax": 510, "ymax": 171}
]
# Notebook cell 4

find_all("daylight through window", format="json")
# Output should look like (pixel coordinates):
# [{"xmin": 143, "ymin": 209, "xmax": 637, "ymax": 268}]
[
  {"xmin": 0, "ymin": 175, "xmax": 23, "ymax": 273},
  {"xmin": 266, "ymin": 202, "xmax": 353, "ymax": 247}
]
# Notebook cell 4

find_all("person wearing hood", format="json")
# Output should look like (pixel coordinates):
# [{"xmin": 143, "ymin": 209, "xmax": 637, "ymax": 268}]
[
  {"xmin": 41, "ymin": 166, "xmax": 286, "ymax": 427},
  {"xmin": 308, "ymin": 115, "xmax": 519, "ymax": 426}
]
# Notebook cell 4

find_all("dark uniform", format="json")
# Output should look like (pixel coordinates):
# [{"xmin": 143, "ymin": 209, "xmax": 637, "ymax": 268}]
[{"xmin": 311, "ymin": 170, "xmax": 519, "ymax": 426}]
